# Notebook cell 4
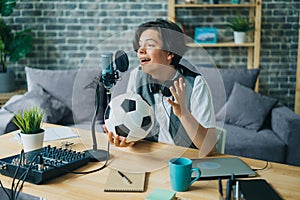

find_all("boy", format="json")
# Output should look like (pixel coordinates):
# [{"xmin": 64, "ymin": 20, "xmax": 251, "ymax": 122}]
[{"xmin": 105, "ymin": 19, "xmax": 216, "ymax": 156}]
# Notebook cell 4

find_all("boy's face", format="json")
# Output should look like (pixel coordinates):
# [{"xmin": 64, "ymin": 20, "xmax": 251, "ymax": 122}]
[{"xmin": 137, "ymin": 29, "xmax": 174, "ymax": 78}]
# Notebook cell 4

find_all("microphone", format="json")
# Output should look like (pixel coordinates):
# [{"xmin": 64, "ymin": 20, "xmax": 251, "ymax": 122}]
[
  {"xmin": 84, "ymin": 50, "xmax": 129, "ymax": 162},
  {"xmin": 101, "ymin": 52, "xmax": 115, "ymax": 90},
  {"xmin": 101, "ymin": 50, "xmax": 129, "ymax": 89}
]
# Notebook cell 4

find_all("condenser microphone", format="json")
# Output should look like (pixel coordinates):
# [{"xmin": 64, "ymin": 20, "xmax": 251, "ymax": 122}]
[
  {"xmin": 101, "ymin": 52, "xmax": 115, "ymax": 89},
  {"xmin": 100, "ymin": 50, "xmax": 129, "ymax": 89}
]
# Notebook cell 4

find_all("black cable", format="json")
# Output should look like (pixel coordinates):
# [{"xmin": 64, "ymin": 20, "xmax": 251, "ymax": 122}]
[
  {"xmin": 11, "ymin": 149, "xmax": 24, "ymax": 199},
  {"xmin": 161, "ymin": 96, "xmax": 192, "ymax": 146},
  {"xmin": 252, "ymin": 161, "xmax": 269, "ymax": 171},
  {"xmin": 44, "ymin": 161, "xmax": 107, "ymax": 175},
  {"xmin": 14, "ymin": 154, "xmax": 40, "ymax": 200},
  {"xmin": 0, "ymin": 179, "xmax": 12, "ymax": 200},
  {"xmin": 0, "ymin": 150, "xmax": 39, "ymax": 200}
]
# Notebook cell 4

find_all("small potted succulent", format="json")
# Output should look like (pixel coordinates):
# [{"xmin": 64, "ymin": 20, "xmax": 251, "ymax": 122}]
[
  {"xmin": 13, "ymin": 107, "xmax": 44, "ymax": 152},
  {"xmin": 226, "ymin": 13, "xmax": 254, "ymax": 44}
]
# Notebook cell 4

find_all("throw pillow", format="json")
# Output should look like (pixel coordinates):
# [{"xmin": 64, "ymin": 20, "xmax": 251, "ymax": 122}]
[
  {"xmin": 25, "ymin": 67, "xmax": 78, "ymax": 110},
  {"xmin": 25, "ymin": 67, "xmax": 106, "ymax": 124},
  {"xmin": 4, "ymin": 84, "xmax": 67, "ymax": 123},
  {"xmin": 220, "ymin": 68, "xmax": 260, "ymax": 99},
  {"xmin": 198, "ymin": 67, "xmax": 260, "ymax": 113},
  {"xmin": 216, "ymin": 82, "xmax": 278, "ymax": 131}
]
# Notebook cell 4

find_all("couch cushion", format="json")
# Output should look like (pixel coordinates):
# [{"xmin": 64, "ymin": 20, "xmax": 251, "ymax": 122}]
[
  {"xmin": 26, "ymin": 67, "xmax": 77, "ymax": 110},
  {"xmin": 25, "ymin": 67, "xmax": 106, "ymax": 124},
  {"xmin": 216, "ymin": 83, "xmax": 278, "ymax": 131},
  {"xmin": 198, "ymin": 67, "xmax": 259, "ymax": 113},
  {"xmin": 220, "ymin": 68, "xmax": 259, "ymax": 99},
  {"xmin": 0, "ymin": 109, "xmax": 15, "ymax": 135},
  {"xmin": 224, "ymin": 123, "xmax": 286, "ymax": 163},
  {"xmin": 4, "ymin": 84, "xmax": 67, "ymax": 123}
]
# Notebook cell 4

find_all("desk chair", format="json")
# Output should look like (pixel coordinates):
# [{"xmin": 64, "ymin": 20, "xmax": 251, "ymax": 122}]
[{"xmin": 215, "ymin": 127, "xmax": 226, "ymax": 154}]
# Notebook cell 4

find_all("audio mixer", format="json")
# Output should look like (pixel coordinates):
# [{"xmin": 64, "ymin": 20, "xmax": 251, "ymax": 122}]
[{"xmin": 0, "ymin": 145, "xmax": 90, "ymax": 184}]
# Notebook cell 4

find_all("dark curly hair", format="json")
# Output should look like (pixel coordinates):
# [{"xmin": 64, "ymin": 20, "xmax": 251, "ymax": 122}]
[{"xmin": 132, "ymin": 19, "xmax": 188, "ymax": 67}]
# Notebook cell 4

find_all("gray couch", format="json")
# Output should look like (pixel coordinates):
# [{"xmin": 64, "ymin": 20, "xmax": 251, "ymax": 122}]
[
  {"xmin": 199, "ymin": 67, "xmax": 300, "ymax": 167},
  {"xmin": 1, "ymin": 66, "xmax": 300, "ymax": 167},
  {"xmin": 0, "ymin": 67, "xmax": 107, "ymax": 135}
]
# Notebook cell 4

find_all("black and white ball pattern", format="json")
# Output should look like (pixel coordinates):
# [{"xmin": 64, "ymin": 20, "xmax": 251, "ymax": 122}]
[{"xmin": 104, "ymin": 92, "xmax": 154, "ymax": 142}]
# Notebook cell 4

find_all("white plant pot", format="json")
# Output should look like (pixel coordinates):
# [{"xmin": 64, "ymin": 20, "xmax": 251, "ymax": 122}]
[
  {"xmin": 234, "ymin": 31, "xmax": 246, "ymax": 44},
  {"xmin": 20, "ymin": 130, "xmax": 45, "ymax": 152}
]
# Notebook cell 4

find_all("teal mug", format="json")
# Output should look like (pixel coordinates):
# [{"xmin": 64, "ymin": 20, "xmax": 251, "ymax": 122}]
[{"xmin": 169, "ymin": 157, "xmax": 201, "ymax": 192}]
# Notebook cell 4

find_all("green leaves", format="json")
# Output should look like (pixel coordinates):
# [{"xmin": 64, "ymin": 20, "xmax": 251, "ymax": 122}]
[
  {"xmin": 8, "ymin": 29, "xmax": 33, "ymax": 62},
  {"xmin": 0, "ymin": 0, "xmax": 32, "ymax": 72},
  {"xmin": 0, "ymin": 0, "xmax": 17, "ymax": 17},
  {"xmin": 13, "ymin": 107, "xmax": 44, "ymax": 134},
  {"xmin": 226, "ymin": 13, "xmax": 254, "ymax": 32}
]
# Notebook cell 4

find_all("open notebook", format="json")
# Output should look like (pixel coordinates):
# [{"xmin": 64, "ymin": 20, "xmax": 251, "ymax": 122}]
[{"xmin": 104, "ymin": 169, "xmax": 146, "ymax": 192}]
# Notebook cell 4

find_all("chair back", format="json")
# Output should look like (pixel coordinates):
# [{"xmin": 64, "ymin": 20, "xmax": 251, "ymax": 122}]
[{"xmin": 215, "ymin": 127, "xmax": 226, "ymax": 154}]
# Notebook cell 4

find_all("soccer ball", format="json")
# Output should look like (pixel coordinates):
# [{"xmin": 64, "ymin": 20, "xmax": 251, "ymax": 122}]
[{"xmin": 104, "ymin": 92, "xmax": 154, "ymax": 142}]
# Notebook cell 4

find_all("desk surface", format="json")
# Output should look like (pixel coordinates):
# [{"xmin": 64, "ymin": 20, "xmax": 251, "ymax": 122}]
[{"xmin": 0, "ymin": 124, "xmax": 300, "ymax": 200}]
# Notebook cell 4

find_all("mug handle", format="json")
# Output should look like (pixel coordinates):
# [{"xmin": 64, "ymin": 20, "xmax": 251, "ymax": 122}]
[{"xmin": 190, "ymin": 168, "xmax": 201, "ymax": 185}]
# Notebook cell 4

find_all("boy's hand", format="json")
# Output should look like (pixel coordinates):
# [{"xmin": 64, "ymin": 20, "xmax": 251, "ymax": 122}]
[
  {"xmin": 167, "ymin": 77, "xmax": 188, "ymax": 118},
  {"xmin": 103, "ymin": 125, "xmax": 135, "ymax": 147}
]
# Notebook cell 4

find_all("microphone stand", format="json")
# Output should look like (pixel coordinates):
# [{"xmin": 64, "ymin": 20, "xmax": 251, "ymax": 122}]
[
  {"xmin": 84, "ymin": 83, "xmax": 110, "ymax": 162},
  {"xmin": 83, "ymin": 50, "xmax": 127, "ymax": 162}
]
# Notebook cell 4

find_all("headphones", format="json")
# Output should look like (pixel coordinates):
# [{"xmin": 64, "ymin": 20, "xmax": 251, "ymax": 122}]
[
  {"xmin": 146, "ymin": 65, "xmax": 199, "ymax": 97},
  {"xmin": 148, "ymin": 69, "xmax": 183, "ymax": 97},
  {"xmin": 149, "ymin": 80, "xmax": 174, "ymax": 97}
]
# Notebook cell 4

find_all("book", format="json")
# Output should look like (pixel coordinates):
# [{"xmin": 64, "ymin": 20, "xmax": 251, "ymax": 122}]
[
  {"xmin": 146, "ymin": 188, "xmax": 176, "ymax": 200},
  {"xmin": 104, "ymin": 169, "xmax": 146, "ymax": 192},
  {"xmin": 239, "ymin": 179, "xmax": 282, "ymax": 200}
]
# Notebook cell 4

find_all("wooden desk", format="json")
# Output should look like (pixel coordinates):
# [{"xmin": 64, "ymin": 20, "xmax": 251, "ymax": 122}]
[{"xmin": 0, "ymin": 124, "xmax": 300, "ymax": 200}]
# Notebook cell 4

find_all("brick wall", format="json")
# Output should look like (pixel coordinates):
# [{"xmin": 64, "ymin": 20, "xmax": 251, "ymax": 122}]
[{"xmin": 4, "ymin": 0, "xmax": 299, "ymax": 110}]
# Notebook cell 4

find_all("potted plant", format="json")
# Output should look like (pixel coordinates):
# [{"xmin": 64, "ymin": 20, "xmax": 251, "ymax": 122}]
[
  {"xmin": 226, "ymin": 13, "xmax": 254, "ymax": 44},
  {"xmin": 12, "ymin": 107, "xmax": 45, "ymax": 152},
  {"xmin": 0, "ymin": 0, "xmax": 33, "ymax": 92}
]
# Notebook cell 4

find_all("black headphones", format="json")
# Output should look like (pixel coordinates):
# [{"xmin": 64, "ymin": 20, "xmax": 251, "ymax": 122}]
[
  {"xmin": 147, "ymin": 65, "xmax": 200, "ymax": 97},
  {"xmin": 149, "ymin": 80, "xmax": 174, "ymax": 97}
]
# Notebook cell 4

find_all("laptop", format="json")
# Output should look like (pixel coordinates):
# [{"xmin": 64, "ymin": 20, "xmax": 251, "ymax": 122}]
[{"xmin": 192, "ymin": 157, "xmax": 256, "ymax": 180}]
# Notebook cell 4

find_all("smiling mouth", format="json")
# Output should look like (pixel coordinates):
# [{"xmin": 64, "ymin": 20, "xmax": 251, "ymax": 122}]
[{"xmin": 140, "ymin": 58, "xmax": 151, "ymax": 65}]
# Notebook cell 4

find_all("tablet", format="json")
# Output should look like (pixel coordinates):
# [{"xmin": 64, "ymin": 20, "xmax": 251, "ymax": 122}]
[{"xmin": 192, "ymin": 157, "xmax": 256, "ymax": 180}]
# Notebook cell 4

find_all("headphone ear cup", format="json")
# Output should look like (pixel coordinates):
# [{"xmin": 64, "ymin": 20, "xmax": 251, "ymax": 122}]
[
  {"xmin": 161, "ymin": 80, "xmax": 173, "ymax": 97},
  {"xmin": 149, "ymin": 83, "xmax": 160, "ymax": 94}
]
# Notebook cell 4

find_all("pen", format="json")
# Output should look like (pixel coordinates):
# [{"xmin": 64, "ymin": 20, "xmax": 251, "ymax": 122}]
[{"xmin": 117, "ymin": 171, "xmax": 132, "ymax": 184}]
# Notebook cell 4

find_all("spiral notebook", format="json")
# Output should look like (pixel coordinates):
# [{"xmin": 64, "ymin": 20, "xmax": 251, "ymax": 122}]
[{"xmin": 104, "ymin": 169, "xmax": 146, "ymax": 192}]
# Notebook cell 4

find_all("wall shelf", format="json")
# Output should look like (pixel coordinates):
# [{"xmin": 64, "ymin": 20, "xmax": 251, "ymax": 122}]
[
  {"xmin": 187, "ymin": 42, "xmax": 255, "ymax": 48},
  {"xmin": 174, "ymin": 4, "xmax": 256, "ymax": 8},
  {"xmin": 168, "ymin": 0, "xmax": 262, "ymax": 70}
]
